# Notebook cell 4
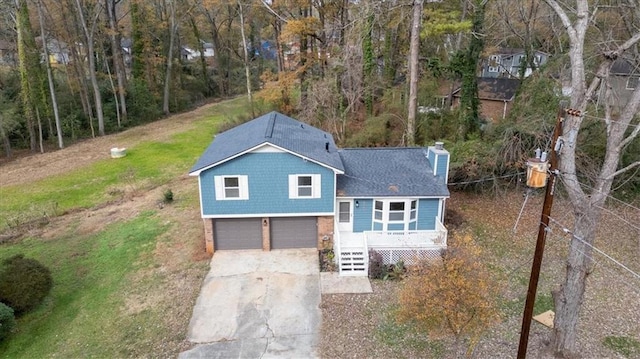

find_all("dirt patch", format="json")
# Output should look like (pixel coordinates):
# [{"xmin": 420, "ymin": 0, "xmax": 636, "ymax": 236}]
[{"xmin": 0, "ymin": 99, "xmax": 231, "ymax": 187}]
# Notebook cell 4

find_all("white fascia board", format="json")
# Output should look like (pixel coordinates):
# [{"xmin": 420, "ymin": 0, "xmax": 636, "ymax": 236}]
[
  {"xmin": 198, "ymin": 176, "xmax": 205, "ymax": 218},
  {"xmin": 189, "ymin": 141, "xmax": 345, "ymax": 176},
  {"xmin": 202, "ymin": 212, "xmax": 335, "ymax": 219},
  {"xmin": 336, "ymin": 195, "xmax": 449, "ymax": 199}
]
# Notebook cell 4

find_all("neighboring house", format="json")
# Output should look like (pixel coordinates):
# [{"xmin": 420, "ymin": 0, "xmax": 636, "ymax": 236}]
[
  {"xmin": 189, "ymin": 112, "xmax": 450, "ymax": 276},
  {"xmin": 599, "ymin": 58, "xmax": 639, "ymax": 109},
  {"xmin": 480, "ymin": 48, "xmax": 549, "ymax": 79},
  {"xmin": 452, "ymin": 78, "xmax": 521, "ymax": 122},
  {"xmin": 183, "ymin": 42, "xmax": 215, "ymax": 61},
  {"xmin": 46, "ymin": 39, "xmax": 70, "ymax": 65}
]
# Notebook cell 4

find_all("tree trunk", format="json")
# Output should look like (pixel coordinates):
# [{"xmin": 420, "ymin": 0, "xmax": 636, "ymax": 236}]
[
  {"xmin": 37, "ymin": 0, "xmax": 63, "ymax": 149},
  {"xmin": 238, "ymin": 1, "xmax": 255, "ymax": 117},
  {"xmin": 0, "ymin": 124, "xmax": 10, "ymax": 158},
  {"xmin": 552, "ymin": 210, "xmax": 599, "ymax": 356},
  {"xmin": 15, "ymin": 0, "xmax": 38, "ymax": 152},
  {"xmin": 105, "ymin": 0, "xmax": 128, "ymax": 123},
  {"xmin": 407, "ymin": 0, "xmax": 423, "ymax": 146},
  {"xmin": 163, "ymin": 0, "xmax": 176, "ymax": 115},
  {"xmin": 74, "ymin": 0, "xmax": 105, "ymax": 136}
]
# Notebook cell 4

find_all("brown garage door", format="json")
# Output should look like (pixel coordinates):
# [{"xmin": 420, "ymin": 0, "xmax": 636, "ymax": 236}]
[
  {"xmin": 214, "ymin": 218, "xmax": 262, "ymax": 250},
  {"xmin": 270, "ymin": 217, "xmax": 317, "ymax": 249}
]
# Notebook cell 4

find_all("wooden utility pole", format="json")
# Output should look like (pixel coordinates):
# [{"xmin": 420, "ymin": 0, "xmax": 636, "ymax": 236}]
[{"xmin": 517, "ymin": 107, "xmax": 571, "ymax": 358}]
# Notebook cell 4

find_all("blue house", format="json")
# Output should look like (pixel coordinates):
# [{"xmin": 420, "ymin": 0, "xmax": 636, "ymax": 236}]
[{"xmin": 189, "ymin": 112, "xmax": 450, "ymax": 276}]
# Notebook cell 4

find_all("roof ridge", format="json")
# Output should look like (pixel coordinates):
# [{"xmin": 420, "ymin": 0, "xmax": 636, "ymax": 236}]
[{"xmin": 265, "ymin": 112, "xmax": 276, "ymax": 138}]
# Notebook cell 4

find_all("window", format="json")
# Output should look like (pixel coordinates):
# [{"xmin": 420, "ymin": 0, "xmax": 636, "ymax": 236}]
[
  {"xmin": 372, "ymin": 199, "xmax": 418, "ymax": 231},
  {"xmin": 374, "ymin": 201, "xmax": 383, "ymax": 220},
  {"xmin": 224, "ymin": 177, "xmax": 240, "ymax": 198},
  {"xmin": 289, "ymin": 174, "xmax": 321, "ymax": 199},
  {"xmin": 388, "ymin": 202, "xmax": 405, "ymax": 221},
  {"xmin": 488, "ymin": 55, "xmax": 500, "ymax": 73},
  {"xmin": 410, "ymin": 200, "xmax": 417, "ymax": 220},
  {"xmin": 214, "ymin": 175, "xmax": 249, "ymax": 200},
  {"xmin": 338, "ymin": 202, "xmax": 350, "ymax": 223},
  {"xmin": 627, "ymin": 76, "xmax": 639, "ymax": 90},
  {"xmin": 298, "ymin": 176, "xmax": 313, "ymax": 197}
]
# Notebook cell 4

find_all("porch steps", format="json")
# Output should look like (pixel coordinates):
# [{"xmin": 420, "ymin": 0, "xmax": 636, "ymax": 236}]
[{"xmin": 338, "ymin": 248, "xmax": 368, "ymax": 276}]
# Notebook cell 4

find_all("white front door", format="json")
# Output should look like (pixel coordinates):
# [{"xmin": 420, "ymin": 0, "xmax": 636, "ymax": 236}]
[{"xmin": 337, "ymin": 200, "xmax": 352, "ymax": 232}]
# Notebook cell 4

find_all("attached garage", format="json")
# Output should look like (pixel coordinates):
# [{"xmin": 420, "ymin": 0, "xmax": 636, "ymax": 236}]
[
  {"xmin": 214, "ymin": 218, "xmax": 262, "ymax": 250},
  {"xmin": 270, "ymin": 217, "xmax": 317, "ymax": 249}
]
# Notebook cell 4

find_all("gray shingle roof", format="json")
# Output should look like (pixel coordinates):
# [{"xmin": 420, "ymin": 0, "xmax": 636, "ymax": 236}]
[
  {"xmin": 336, "ymin": 148, "xmax": 449, "ymax": 197},
  {"xmin": 189, "ymin": 111, "xmax": 344, "ymax": 174}
]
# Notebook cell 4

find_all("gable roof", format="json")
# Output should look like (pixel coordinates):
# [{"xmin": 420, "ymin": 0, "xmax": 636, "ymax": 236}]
[
  {"xmin": 189, "ymin": 111, "xmax": 344, "ymax": 175},
  {"xmin": 336, "ymin": 148, "xmax": 449, "ymax": 197}
]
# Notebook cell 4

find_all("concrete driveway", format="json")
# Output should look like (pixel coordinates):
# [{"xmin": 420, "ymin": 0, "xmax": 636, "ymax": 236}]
[{"xmin": 179, "ymin": 249, "xmax": 321, "ymax": 359}]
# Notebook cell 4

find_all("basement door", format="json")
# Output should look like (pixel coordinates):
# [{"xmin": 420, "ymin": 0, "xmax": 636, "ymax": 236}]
[
  {"xmin": 214, "ymin": 218, "xmax": 262, "ymax": 250},
  {"xmin": 270, "ymin": 217, "xmax": 317, "ymax": 249}
]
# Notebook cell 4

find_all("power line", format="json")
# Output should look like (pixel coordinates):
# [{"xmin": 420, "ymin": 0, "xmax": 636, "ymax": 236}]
[
  {"xmin": 547, "ymin": 216, "xmax": 640, "ymax": 281},
  {"xmin": 448, "ymin": 172, "xmax": 524, "ymax": 186},
  {"xmin": 555, "ymin": 176, "xmax": 640, "ymax": 232},
  {"xmin": 581, "ymin": 113, "xmax": 640, "ymax": 130}
]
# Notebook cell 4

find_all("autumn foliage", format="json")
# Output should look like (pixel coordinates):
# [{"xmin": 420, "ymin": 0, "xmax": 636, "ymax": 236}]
[{"xmin": 398, "ymin": 233, "xmax": 499, "ymax": 346}]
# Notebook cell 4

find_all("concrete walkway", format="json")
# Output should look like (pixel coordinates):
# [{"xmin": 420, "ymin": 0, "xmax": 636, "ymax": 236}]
[
  {"xmin": 179, "ymin": 249, "xmax": 321, "ymax": 359},
  {"xmin": 319, "ymin": 272, "xmax": 373, "ymax": 294}
]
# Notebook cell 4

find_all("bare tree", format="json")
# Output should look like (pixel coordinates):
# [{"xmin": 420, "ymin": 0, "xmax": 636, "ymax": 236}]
[
  {"xmin": 407, "ymin": 0, "xmax": 423, "ymax": 146},
  {"xmin": 36, "ymin": 0, "xmax": 63, "ymax": 149},
  {"xmin": 105, "ymin": 0, "xmax": 128, "ymax": 123},
  {"xmin": 74, "ymin": 0, "xmax": 106, "ymax": 136},
  {"xmin": 542, "ymin": 0, "xmax": 640, "ymax": 356}
]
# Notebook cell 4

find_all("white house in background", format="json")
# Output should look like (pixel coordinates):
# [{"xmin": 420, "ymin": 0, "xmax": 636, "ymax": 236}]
[
  {"xmin": 480, "ymin": 48, "xmax": 550, "ymax": 79},
  {"xmin": 183, "ymin": 42, "xmax": 215, "ymax": 61}
]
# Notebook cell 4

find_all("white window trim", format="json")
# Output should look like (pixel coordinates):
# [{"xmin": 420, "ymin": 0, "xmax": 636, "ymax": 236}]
[
  {"xmin": 372, "ymin": 199, "xmax": 418, "ymax": 231},
  {"xmin": 289, "ymin": 174, "xmax": 321, "ymax": 199},
  {"xmin": 626, "ymin": 76, "xmax": 638, "ymax": 90},
  {"xmin": 214, "ymin": 175, "xmax": 249, "ymax": 200}
]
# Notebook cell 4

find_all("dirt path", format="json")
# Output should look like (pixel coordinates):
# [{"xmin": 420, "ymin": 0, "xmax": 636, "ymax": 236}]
[{"xmin": 0, "ymin": 100, "xmax": 228, "ymax": 187}]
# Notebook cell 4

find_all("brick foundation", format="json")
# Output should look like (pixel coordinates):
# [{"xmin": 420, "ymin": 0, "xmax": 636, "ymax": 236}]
[
  {"xmin": 262, "ymin": 217, "xmax": 271, "ymax": 251},
  {"xmin": 204, "ymin": 218, "xmax": 214, "ymax": 254},
  {"xmin": 317, "ymin": 216, "xmax": 334, "ymax": 250}
]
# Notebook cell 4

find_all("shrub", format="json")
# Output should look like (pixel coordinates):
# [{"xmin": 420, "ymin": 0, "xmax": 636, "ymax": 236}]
[
  {"xmin": 0, "ymin": 254, "xmax": 53, "ymax": 314},
  {"xmin": 368, "ymin": 251, "xmax": 386, "ymax": 279},
  {"xmin": 0, "ymin": 302, "xmax": 15, "ymax": 341},
  {"xmin": 163, "ymin": 189, "xmax": 174, "ymax": 204}
]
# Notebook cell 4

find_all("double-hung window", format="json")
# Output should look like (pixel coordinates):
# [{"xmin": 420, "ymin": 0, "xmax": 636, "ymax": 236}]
[
  {"xmin": 289, "ymin": 174, "xmax": 321, "ymax": 199},
  {"xmin": 214, "ymin": 175, "xmax": 249, "ymax": 200}
]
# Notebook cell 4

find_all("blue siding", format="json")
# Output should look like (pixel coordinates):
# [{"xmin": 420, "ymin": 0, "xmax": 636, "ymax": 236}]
[
  {"xmin": 408, "ymin": 221, "xmax": 416, "ymax": 230},
  {"xmin": 427, "ymin": 150, "xmax": 436, "ymax": 169},
  {"xmin": 388, "ymin": 223, "xmax": 405, "ymax": 231},
  {"xmin": 352, "ymin": 199, "xmax": 372, "ymax": 232},
  {"xmin": 200, "ymin": 152, "xmax": 335, "ymax": 215},
  {"xmin": 417, "ymin": 199, "xmax": 439, "ymax": 230},
  {"xmin": 436, "ymin": 153, "xmax": 449, "ymax": 179},
  {"xmin": 373, "ymin": 222, "xmax": 383, "ymax": 231}
]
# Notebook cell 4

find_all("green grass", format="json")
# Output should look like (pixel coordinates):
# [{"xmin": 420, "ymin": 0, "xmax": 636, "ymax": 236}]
[
  {"xmin": 0, "ymin": 211, "xmax": 165, "ymax": 357},
  {"xmin": 0, "ymin": 97, "xmax": 252, "ymax": 357},
  {"xmin": 603, "ymin": 336, "xmax": 640, "ymax": 358},
  {"xmin": 0, "ymin": 97, "xmax": 250, "ymax": 230}
]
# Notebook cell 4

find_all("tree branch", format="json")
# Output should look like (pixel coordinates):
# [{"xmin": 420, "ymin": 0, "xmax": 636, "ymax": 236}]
[
  {"xmin": 260, "ymin": 0, "xmax": 288, "ymax": 23},
  {"xmin": 605, "ymin": 160, "xmax": 640, "ymax": 180},
  {"xmin": 543, "ymin": 0, "xmax": 578, "ymax": 44}
]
